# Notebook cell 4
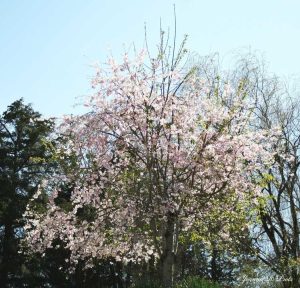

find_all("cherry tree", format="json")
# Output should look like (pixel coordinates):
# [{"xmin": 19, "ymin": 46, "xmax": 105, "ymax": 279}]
[{"xmin": 23, "ymin": 37, "xmax": 275, "ymax": 286}]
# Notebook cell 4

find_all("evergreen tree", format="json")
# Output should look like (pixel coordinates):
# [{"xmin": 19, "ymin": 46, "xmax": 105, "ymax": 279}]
[{"xmin": 0, "ymin": 99, "xmax": 55, "ymax": 287}]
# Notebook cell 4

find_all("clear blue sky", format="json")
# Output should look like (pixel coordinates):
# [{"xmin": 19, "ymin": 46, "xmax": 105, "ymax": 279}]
[{"xmin": 1, "ymin": 0, "xmax": 300, "ymax": 117}]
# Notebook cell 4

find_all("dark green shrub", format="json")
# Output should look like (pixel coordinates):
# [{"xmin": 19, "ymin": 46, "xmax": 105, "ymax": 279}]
[
  {"xmin": 132, "ymin": 278, "xmax": 162, "ymax": 288},
  {"xmin": 175, "ymin": 276, "xmax": 222, "ymax": 288},
  {"xmin": 131, "ymin": 275, "xmax": 222, "ymax": 288}
]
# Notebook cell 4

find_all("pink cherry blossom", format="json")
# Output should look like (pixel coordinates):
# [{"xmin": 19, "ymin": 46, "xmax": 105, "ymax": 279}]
[{"xmin": 23, "ymin": 48, "xmax": 275, "ymax": 284}]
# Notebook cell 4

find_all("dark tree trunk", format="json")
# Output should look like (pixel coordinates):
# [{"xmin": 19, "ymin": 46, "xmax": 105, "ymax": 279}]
[
  {"xmin": 0, "ymin": 223, "xmax": 14, "ymax": 287},
  {"xmin": 161, "ymin": 213, "xmax": 177, "ymax": 287},
  {"xmin": 211, "ymin": 244, "xmax": 218, "ymax": 281}
]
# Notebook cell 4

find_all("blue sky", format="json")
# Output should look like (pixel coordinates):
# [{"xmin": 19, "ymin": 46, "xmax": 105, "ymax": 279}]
[{"xmin": 1, "ymin": 0, "xmax": 300, "ymax": 117}]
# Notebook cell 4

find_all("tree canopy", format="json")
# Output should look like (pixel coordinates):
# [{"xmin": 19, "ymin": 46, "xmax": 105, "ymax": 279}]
[{"xmin": 23, "ymin": 37, "xmax": 276, "ymax": 287}]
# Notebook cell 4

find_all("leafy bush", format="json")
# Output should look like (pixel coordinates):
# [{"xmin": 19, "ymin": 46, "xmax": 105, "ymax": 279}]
[
  {"xmin": 132, "ymin": 276, "xmax": 222, "ymax": 288},
  {"xmin": 132, "ymin": 278, "xmax": 162, "ymax": 288},
  {"xmin": 175, "ymin": 276, "xmax": 222, "ymax": 288}
]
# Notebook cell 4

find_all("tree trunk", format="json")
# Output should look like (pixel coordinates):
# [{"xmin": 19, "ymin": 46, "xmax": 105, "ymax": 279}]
[
  {"xmin": 288, "ymin": 267, "xmax": 299, "ymax": 288},
  {"xmin": 0, "ymin": 223, "xmax": 14, "ymax": 287},
  {"xmin": 210, "ymin": 243, "xmax": 218, "ymax": 281},
  {"xmin": 162, "ymin": 251, "xmax": 175, "ymax": 287},
  {"xmin": 161, "ymin": 213, "xmax": 176, "ymax": 287}
]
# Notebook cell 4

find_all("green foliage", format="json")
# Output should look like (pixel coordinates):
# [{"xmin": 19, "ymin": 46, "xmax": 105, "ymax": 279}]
[
  {"xmin": 175, "ymin": 276, "xmax": 222, "ymax": 288},
  {"xmin": 132, "ymin": 276, "xmax": 222, "ymax": 288},
  {"xmin": 254, "ymin": 173, "xmax": 274, "ymax": 188},
  {"xmin": 132, "ymin": 278, "xmax": 163, "ymax": 288},
  {"xmin": 76, "ymin": 204, "xmax": 97, "ymax": 222},
  {"xmin": 0, "ymin": 99, "xmax": 56, "ymax": 285}
]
